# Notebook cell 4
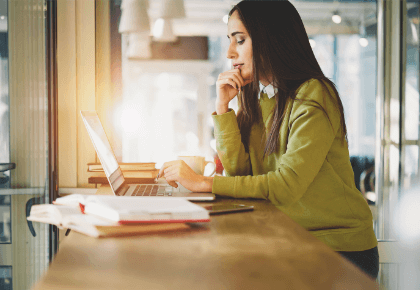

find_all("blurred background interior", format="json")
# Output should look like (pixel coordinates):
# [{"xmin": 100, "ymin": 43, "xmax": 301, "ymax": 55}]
[{"xmin": 0, "ymin": 0, "xmax": 418, "ymax": 289}]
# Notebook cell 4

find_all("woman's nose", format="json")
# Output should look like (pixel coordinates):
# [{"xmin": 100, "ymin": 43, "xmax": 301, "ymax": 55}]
[{"xmin": 226, "ymin": 43, "xmax": 236, "ymax": 59}]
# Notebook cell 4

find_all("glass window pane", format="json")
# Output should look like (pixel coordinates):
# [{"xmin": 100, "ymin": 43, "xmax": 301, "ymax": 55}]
[
  {"xmin": 0, "ymin": 0, "xmax": 9, "ymax": 183},
  {"xmin": 0, "ymin": 196, "xmax": 10, "ymax": 244},
  {"xmin": 116, "ymin": 71, "xmax": 209, "ymax": 168},
  {"xmin": 336, "ymin": 35, "xmax": 376, "ymax": 156},
  {"xmin": 404, "ymin": 145, "xmax": 418, "ymax": 189},
  {"xmin": 299, "ymin": 2, "xmax": 378, "ymax": 158},
  {"xmin": 404, "ymin": 2, "xmax": 419, "ymax": 141},
  {"xmin": 0, "ymin": 266, "xmax": 12, "ymax": 290},
  {"xmin": 377, "ymin": 264, "xmax": 399, "ymax": 290},
  {"xmin": 388, "ymin": 144, "xmax": 400, "ymax": 240},
  {"xmin": 310, "ymin": 35, "xmax": 334, "ymax": 79}
]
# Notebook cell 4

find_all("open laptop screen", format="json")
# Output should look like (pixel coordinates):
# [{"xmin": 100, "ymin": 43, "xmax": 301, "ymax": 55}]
[{"xmin": 81, "ymin": 111, "xmax": 124, "ymax": 192}]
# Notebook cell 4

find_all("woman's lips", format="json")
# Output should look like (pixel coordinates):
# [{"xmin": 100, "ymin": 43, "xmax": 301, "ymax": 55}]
[{"xmin": 233, "ymin": 64, "xmax": 243, "ymax": 69}]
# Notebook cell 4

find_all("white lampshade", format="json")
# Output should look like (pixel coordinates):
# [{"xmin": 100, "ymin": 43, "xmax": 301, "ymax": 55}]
[
  {"xmin": 119, "ymin": 0, "xmax": 150, "ymax": 34},
  {"xmin": 152, "ymin": 18, "xmax": 177, "ymax": 42},
  {"xmin": 158, "ymin": 0, "xmax": 185, "ymax": 19},
  {"xmin": 127, "ymin": 33, "xmax": 152, "ymax": 59}
]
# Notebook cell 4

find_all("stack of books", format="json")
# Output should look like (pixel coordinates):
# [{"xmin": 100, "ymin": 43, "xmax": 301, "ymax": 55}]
[
  {"xmin": 27, "ymin": 194, "xmax": 210, "ymax": 238},
  {"xmin": 87, "ymin": 162, "xmax": 159, "ymax": 184}
]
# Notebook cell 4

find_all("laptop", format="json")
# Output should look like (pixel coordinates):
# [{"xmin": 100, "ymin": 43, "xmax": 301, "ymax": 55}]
[{"xmin": 80, "ymin": 111, "xmax": 215, "ymax": 201}]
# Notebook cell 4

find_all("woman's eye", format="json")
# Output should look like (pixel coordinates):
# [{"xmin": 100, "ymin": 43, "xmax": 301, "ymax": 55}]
[{"xmin": 237, "ymin": 39, "xmax": 245, "ymax": 45}]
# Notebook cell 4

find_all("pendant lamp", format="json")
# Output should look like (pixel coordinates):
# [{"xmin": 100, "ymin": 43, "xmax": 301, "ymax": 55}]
[
  {"xmin": 127, "ymin": 32, "xmax": 152, "ymax": 59},
  {"xmin": 152, "ymin": 18, "xmax": 177, "ymax": 42}
]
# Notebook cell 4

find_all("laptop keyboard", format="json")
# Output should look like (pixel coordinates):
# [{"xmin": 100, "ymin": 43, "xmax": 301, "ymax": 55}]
[{"xmin": 132, "ymin": 185, "xmax": 172, "ymax": 196}]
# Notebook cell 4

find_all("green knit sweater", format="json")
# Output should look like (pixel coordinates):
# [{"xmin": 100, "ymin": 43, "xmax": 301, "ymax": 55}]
[{"xmin": 211, "ymin": 79, "xmax": 377, "ymax": 252}]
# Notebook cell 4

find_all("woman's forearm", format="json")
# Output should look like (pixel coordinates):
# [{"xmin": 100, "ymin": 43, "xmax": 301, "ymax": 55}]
[
  {"xmin": 216, "ymin": 99, "xmax": 230, "ymax": 115},
  {"xmin": 201, "ymin": 176, "xmax": 214, "ymax": 192}
]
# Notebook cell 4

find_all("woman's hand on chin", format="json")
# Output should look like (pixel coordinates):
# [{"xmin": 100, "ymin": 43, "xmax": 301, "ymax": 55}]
[
  {"xmin": 158, "ymin": 160, "xmax": 213, "ymax": 192},
  {"xmin": 216, "ymin": 68, "xmax": 252, "ymax": 114}
]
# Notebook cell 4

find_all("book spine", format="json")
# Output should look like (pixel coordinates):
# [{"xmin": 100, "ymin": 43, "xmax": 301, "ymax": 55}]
[
  {"xmin": 87, "ymin": 169, "xmax": 159, "ymax": 178},
  {"xmin": 88, "ymin": 177, "xmax": 156, "ymax": 184},
  {"xmin": 87, "ymin": 163, "xmax": 156, "ymax": 172}
]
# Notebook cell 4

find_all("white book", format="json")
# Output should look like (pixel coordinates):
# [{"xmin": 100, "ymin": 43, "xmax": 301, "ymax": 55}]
[
  {"xmin": 27, "ymin": 204, "xmax": 84, "ymax": 228},
  {"xmin": 54, "ymin": 194, "xmax": 210, "ymax": 223},
  {"xmin": 27, "ymin": 204, "xmax": 125, "ymax": 238},
  {"xmin": 27, "ymin": 196, "xmax": 203, "ymax": 238}
]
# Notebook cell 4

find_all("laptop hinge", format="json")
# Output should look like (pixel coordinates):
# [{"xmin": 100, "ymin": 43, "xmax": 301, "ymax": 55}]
[{"xmin": 115, "ymin": 183, "xmax": 130, "ymax": 196}]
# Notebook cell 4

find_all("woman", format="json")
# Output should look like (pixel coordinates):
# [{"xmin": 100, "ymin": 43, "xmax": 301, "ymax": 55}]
[{"xmin": 158, "ymin": 0, "xmax": 379, "ymax": 278}]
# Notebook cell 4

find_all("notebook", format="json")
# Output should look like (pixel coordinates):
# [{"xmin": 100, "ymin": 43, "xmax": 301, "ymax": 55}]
[{"xmin": 80, "ymin": 110, "xmax": 216, "ymax": 201}]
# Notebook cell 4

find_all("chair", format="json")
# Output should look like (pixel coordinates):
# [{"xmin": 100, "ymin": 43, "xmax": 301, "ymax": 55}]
[{"xmin": 350, "ymin": 156, "xmax": 375, "ymax": 192}]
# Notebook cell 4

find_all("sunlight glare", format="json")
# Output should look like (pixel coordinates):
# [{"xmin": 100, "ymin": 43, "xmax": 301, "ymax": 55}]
[{"xmin": 120, "ymin": 107, "xmax": 142, "ymax": 133}]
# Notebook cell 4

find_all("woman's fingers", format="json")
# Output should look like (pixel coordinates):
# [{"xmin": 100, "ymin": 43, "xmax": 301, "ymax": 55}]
[
  {"xmin": 229, "ymin": 71, "xmax": 245, "ymax": 88},
  {"xmin": 159, "ymin": 160, "xmax": 194, "ymax": 188},
  {"xmin": 157, "ymin": 160, "xmax": 205, "ymax": 192},
  {"xmin": 229, "ymin": 68, "xmax": 248, "ymax": 87},
  {"xmin": 221, "ymin": 78, "xmax": 240, "ymax": 91},
  {"xmin": 166, "ymin": 180, "xmax": 178, "ymax": 188},
  {"xmin": 218, "ymin": 70, "xmax": 245, "ymax": 89},
  {"xmin": 163, "ymin": 166, "xmax": 180, "ymax": 179},
  {"xmin": 217, "ymin": 75, "xmax": 239, "ymax": 91},
  {"xmin": 160, "ymin": 164, "xmax": 179, "ymax": 188}
]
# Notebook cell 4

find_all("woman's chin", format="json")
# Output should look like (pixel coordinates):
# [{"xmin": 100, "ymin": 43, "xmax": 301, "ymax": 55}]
[{"xmin": 241, "ymin": 72, "xmax": 252, "ymax": 83}]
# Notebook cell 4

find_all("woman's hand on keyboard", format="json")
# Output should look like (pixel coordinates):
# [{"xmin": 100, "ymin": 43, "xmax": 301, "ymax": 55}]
[{"xmin": 158, "ymin": 160, "xmax": 213, "ymax": 192}]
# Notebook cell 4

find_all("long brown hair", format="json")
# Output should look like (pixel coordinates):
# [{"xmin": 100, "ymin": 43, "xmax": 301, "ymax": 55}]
[{"xmin": 230, "ymin": 0, "xmax": 347, "ymax": 156}]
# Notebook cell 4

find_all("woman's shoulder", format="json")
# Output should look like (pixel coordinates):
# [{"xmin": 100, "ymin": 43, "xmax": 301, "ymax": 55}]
[
  {"xmin": 293, "ymin": 78, "xmax": 338, "ymax": 106},
  {"xmin": 295, "ymin": 78, "xmax": 335, "ymax": 97}
]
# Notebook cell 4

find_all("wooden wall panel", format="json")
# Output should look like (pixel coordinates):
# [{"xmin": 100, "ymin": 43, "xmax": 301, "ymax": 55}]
[
  {"xmin": 96, "ymin": 0, "xmax": 114, "ymax": 167},
  {"xmin": 76, "ymin": 0, "xmax": 96, "ymax": 188},
  {"xmin": 58, "ymin": 0, "xmax": 97, "ymax": 188},
  {"xmin": 57, "ymin": 0, "xmax": 77, "ymax": 187}
]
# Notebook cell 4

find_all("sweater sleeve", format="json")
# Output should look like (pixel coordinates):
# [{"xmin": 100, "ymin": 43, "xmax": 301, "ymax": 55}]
[
  {"xmin": 212, "ymin": 109, "xmax": 252, "ymax": 177},
  {"xmin": 212, "ymin": 80, "xmax": 343, "ymax": 206}
]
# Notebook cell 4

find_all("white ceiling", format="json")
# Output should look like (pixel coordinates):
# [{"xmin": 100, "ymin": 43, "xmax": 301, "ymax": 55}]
[
  {"xmin": 147, "ymin": 0, "xmax": 378, "ymax": 36},
  {"xmin": 0, "ymin": 0, "xmax": 379, "ymax": 35}
]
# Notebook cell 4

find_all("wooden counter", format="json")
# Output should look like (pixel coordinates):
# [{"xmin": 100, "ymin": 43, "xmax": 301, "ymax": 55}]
[{"xmin": 32, "ymin": 197, "xmax": 378, "ymax": 290}]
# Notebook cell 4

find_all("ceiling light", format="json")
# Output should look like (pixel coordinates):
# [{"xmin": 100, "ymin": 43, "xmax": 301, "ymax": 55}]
[
  {"xmin": 359, "ymin": 17, "xmax": 368, "ymax": 47},
  {"xmin": 119, "ymin": 0, "xmax": 150, "ymax": 34},
  {"xmin": 222, "ymin": 15, "xmax": 229, "ymax": 24},
  {"xmin": 152, "ymin": 18, "xmax": 177, "ymax": 42},
  {"xmin": 332, "ymin": 11, "xmax": 341, "ymax": 24},
  {"xmin": 158, "ymin": 0, "xmax": 186, "ymax": 19},
  {"xmin": 359, "ymin": 37, "xmax": 368, "ymax": 47},
  {"xmin": 0, "ymin": 16, "xmax": 4, "ymax": 20}
]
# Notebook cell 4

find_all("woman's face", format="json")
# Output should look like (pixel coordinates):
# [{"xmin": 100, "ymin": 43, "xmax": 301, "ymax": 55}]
[{"xmin": 227, "ymin": 11, "xmax": 253, "ymax": 82}]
